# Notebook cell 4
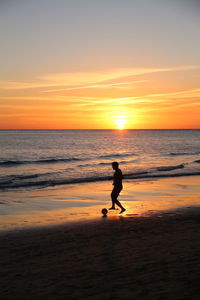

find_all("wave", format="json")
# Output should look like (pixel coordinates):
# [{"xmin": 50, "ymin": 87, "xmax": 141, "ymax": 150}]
[
  {"xmin": 0, "ymin": 157, "xmax": 83, "ymax": 167},
  {"xmin": 1, "ymin": 169, "xmax": 200, "ymax": 190},
  {"xmin": 0, "ymin": 154, "xmax": 136, "ymax": 167},
  {"xmin": 194, "ymin": 159, "xmax": 200, "ymax": 164},
  {"xmin": 125, "ymin": 172, "xmax": 200, "ymax": 180},
  {"xmin": 0, "ymin": 175, "xmax": 112, "ymax": 190},
  {"xmin": 0, "ymin": 160, "xmax": 23, "ymax": 166},
  {"xmin": 156, "ymin": 164, "xmax": 185, "ymax": 172},
  {"xmin": 99, "ymin": 153, "xmax": 136, "ymax": 159},
  {"xmin": 12, "ymin": 174, "xmax": 39, "ymax": 180},
  {"xmin": 0, "ymin": 171, "xmax": 61, "ymax": 185},
  {"xmin": 169, "ymin": 152, "xmax": 200, "ymax": 156},
  {"xmin": 77, "ymin": 159, "xmax": 139, "ymax": 169},
  {"xmin": 5, "ymin": 150, "xmax": 198, "ymax": 168},
  {"xmin": 97, "ymin": 159, "xmax": 139, "ymax": 166},
  {"xmin": 0, "ymin": 157, "xmax": 199, "ymax": 191}
]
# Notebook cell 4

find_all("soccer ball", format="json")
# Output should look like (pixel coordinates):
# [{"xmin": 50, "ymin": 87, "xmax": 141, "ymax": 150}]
[{"xmin": 101, "ymin": 208, "xmax": 108, "ymax": 215}]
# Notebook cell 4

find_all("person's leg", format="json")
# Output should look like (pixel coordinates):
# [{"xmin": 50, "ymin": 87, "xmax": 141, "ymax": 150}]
[
  {"xmin": 110, "ymin": 187, "xmax": 126, "ymax": 213},
  {"xmin": 109, "ymin": 189, "xmax": 116, "ymax": 209},
  {"xmin": 114, "ymin": 187, "xmax": 125, "ymax": 213},
  {"xmin": 115, "ymin": 199, "xmax": 125, "ymax": 212}
]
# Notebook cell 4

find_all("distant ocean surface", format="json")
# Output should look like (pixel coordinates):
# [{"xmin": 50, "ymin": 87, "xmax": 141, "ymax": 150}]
[{"xmin": 0, "ymin": 129, "xmax": 200, "ymax": 191}]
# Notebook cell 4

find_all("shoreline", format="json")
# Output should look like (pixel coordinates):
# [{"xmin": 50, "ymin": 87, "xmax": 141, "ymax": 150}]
[
  {"xmin": 1, "ymin": 209, "xmax": 200, "ymax": 299},
  {"xmin": 1, "ymin": 175, "xmax": 200, "ymax": 231}
]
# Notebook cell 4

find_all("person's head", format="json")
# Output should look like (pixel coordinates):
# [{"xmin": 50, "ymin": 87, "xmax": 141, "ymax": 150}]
[{"xmin": 112, "ymin": 161, "xmax": 119, "ymax": 170}]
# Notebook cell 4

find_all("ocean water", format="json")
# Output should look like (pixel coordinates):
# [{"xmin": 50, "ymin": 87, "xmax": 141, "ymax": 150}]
[{"xmin": 0, "ymin": 129, "xmax": 200, "ymax": 191}]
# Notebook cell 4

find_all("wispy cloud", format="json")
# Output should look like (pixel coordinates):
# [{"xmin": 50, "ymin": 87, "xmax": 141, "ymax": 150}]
[
  {"xmin": 40, "ymin": 65, "xmax": 200, "ymax": 93},
  {"xmin": 1, "ymin": 88, "xmax": 199, "ymax": 111},
  {"xmin": 145, "ymin": 88, "xmax": 200, "ymax": 99},
  {"xmin": 42, "ymin": 80, "xmax": 146, "ymax": 93},
  {"xmin": 0, "ymin": 65, "xmax": 199, "ymax": 91}
]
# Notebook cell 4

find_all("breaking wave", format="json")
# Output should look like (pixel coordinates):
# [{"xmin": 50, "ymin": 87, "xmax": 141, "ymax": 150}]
[{"xmin": 1, "ymin": 165, "xmax": 200, "ymax": 190}]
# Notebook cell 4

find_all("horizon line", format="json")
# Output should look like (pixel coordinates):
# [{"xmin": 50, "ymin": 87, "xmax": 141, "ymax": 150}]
[{"xmin": 0, "ymin": 128, "xmax": 200, "ymax": 131}]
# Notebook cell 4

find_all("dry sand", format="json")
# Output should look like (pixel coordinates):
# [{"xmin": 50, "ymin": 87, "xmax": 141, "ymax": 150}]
[{"xmin": 1, "ymin": 209, "xmax": 200, "ymax": 300}]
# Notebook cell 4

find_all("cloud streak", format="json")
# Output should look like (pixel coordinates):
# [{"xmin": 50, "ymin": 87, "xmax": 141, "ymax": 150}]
[
  {"xmin": 0, "ymin": 65, "xmax": 199, "ymax": 91},
  {"xmin": 42, "ymin": 80, "xmax": 146, "ymax": 93}
]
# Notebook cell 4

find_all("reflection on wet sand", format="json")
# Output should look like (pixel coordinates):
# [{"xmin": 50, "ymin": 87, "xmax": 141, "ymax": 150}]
[{"xmin": 0, "ymin": 176, "xmax": 200, "ymax": 231}]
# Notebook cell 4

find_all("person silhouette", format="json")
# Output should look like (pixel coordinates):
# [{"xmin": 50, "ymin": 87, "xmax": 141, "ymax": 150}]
[{"xmin": 109, "ymin": 161, "xmax": 126, "ymax": 214}]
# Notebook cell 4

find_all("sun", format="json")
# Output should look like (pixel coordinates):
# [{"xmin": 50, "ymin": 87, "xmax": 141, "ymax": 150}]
[
  {"xmin": 116, "ymin": 119, "xmax": 126, "ymax": 130},
  {"xmin": 113, "ymin": 114, "xmax": 128, "ymax": 130}
]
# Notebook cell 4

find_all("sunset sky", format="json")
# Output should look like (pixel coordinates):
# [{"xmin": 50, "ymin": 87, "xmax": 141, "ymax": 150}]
[{"xmin": 0, "ymin": 0, "xmax": 200, "ymax": 129}]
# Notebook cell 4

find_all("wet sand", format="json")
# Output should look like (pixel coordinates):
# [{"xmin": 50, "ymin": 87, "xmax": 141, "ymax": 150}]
[
  {"xmin": 1, "ymin": 176, "xmax": 200, "ymax": 230},
  {"xmin": 1, "ymin": 209, "xmax": 200, "ymax": 300},
  {"xmin": 1, "ymin": 176, "xmax": 200, "ymax": 299}
]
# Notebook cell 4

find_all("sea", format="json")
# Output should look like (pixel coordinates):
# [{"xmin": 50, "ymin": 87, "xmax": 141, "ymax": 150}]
[{"xmin": 0, "ymin": 129, "xmax": 200, "ymax": 191}]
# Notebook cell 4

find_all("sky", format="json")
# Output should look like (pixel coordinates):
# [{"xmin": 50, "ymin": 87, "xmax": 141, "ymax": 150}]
[{"xmin": 0, "ymin": 0, "xmax": 200, "ymax": 129}]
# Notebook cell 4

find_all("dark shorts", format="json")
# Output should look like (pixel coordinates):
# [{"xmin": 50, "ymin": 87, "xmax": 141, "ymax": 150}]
[{"xmin": 111, "ymin": 185, "xmax": 123, "ymax": 200}]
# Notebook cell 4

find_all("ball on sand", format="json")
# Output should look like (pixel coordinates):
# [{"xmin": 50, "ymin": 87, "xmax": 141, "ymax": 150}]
[{"xmin": 101, "ymin": 208, "xmax": 108, "ymax": 215}]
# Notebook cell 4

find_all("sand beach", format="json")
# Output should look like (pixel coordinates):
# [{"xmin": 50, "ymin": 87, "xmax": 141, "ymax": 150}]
[{"xmin": 0, "ymin": 176, "xmax": 200, "ymax": 299}]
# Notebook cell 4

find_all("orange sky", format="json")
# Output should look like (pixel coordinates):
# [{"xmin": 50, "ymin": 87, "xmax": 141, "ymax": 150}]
[
  {"xmin": 0, "ymin": 1, "xmax": 200, "ymax": 129},
  {"xmin": 0, "ymin": 66, "xmax": 200, "ymax": 129}
]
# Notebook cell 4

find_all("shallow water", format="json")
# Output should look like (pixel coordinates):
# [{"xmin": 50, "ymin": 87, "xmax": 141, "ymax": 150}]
[{"xmin": 0, "ymin": 129, "xmax": 200, "ymax": 190}]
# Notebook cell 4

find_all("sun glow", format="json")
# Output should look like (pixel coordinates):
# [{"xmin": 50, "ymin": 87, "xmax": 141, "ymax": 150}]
[
  {"xmin": 115, "ymin": 117, "xmax": 127, "ymax": 130},
  {"xmin": 117, "ymin": 120, "xmax": 125, "ymax": 130}
]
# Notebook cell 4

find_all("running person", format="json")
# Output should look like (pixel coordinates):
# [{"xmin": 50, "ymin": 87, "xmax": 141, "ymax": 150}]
[{"xmin": 109, "ymin": 161, "xmax": 126, "ymax": 213}]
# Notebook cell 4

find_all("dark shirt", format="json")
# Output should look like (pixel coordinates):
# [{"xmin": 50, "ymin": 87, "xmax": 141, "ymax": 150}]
[{"xmin": 113, "ymin": 168, "xmax": 123, "ymax": 187}]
